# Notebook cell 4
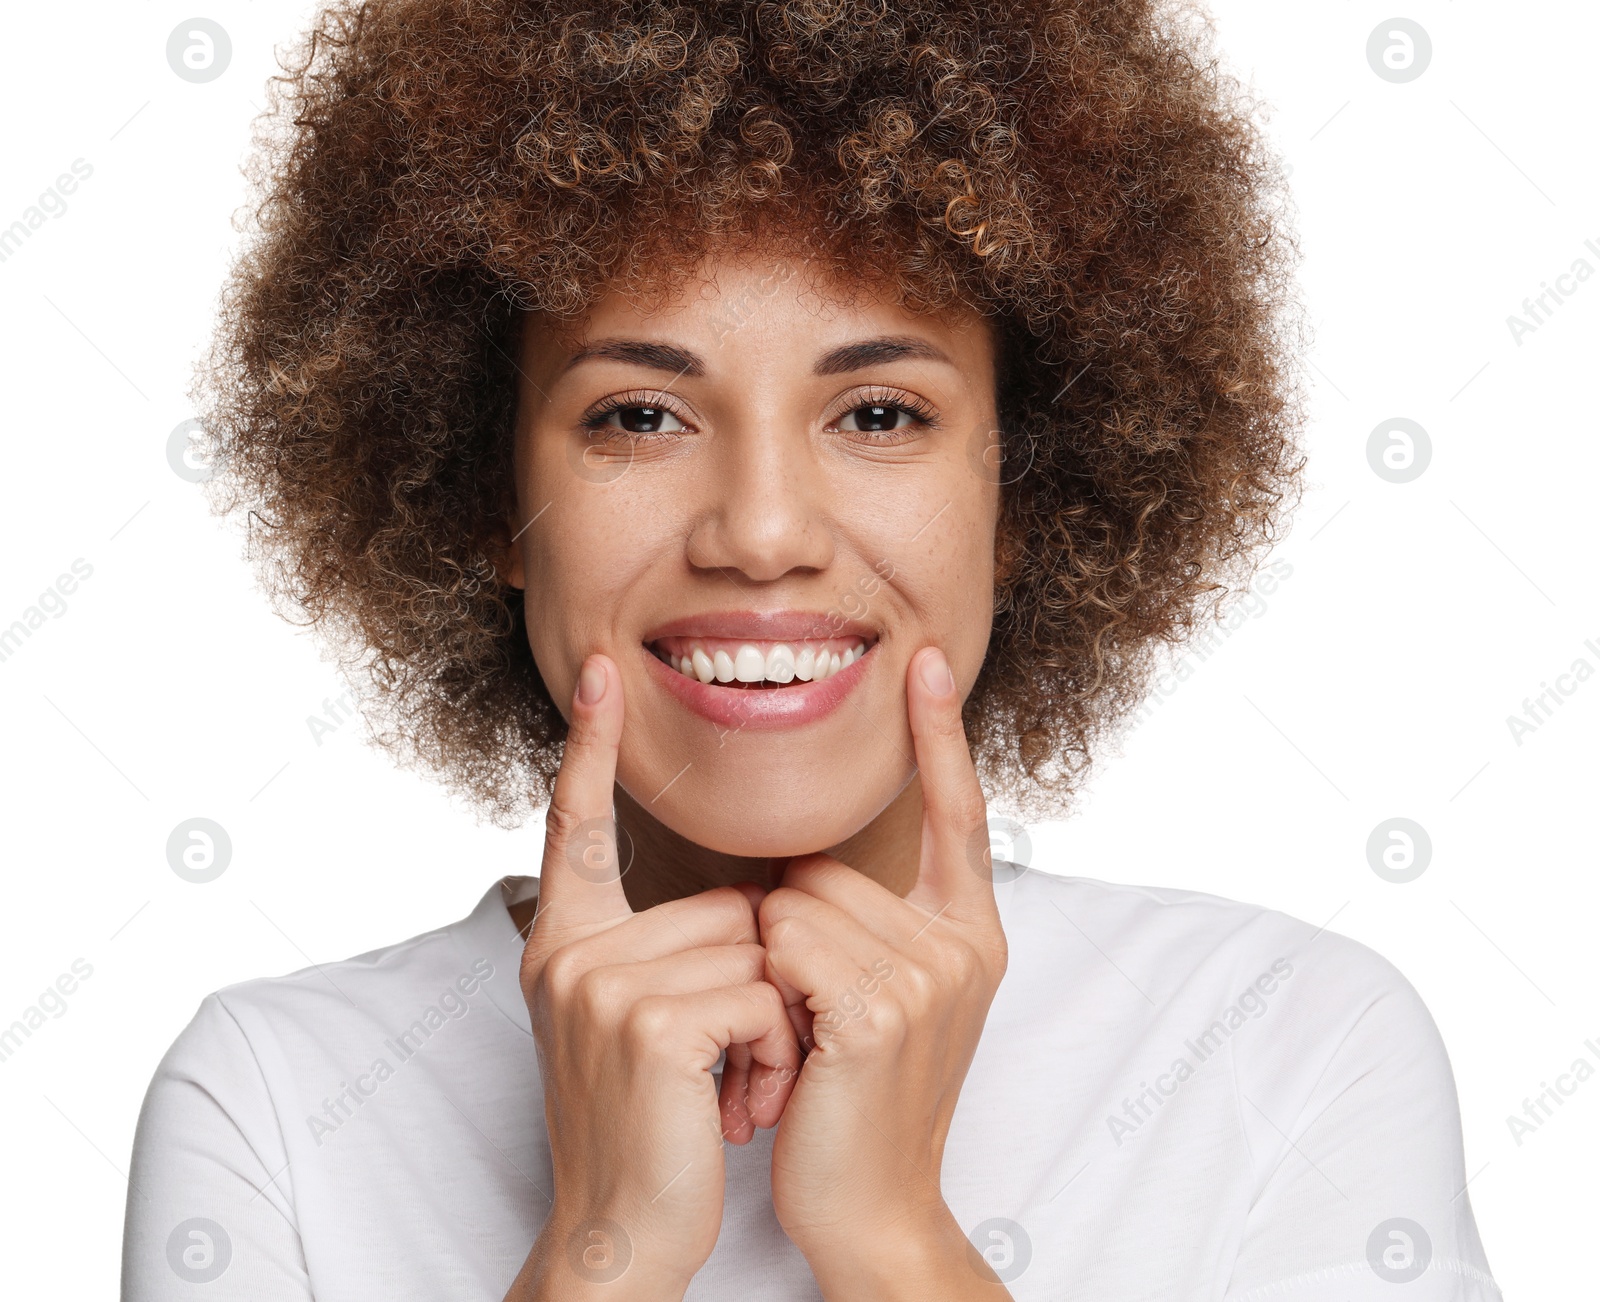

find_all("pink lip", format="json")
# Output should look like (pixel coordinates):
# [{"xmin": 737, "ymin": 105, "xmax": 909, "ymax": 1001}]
[{"xmin": 641, "ymin": 639, "xmax": 877, "ymax": 731}]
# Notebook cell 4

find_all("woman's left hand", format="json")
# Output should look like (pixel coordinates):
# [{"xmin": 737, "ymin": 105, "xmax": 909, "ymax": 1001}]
[{"xmin": 757, "ymin": 646, "xmax": 1013, "ymax": 1301}]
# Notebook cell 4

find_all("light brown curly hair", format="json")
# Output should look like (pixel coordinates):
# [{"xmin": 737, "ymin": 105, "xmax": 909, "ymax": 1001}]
[{"xmin": 196, "ymin": 0, "xmax": 1306, "ymax": 827}]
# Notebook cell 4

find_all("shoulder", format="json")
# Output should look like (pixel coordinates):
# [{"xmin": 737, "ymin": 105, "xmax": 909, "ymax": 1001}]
[
  {"xmin": 998, "ymin": 867, "xmax": 1447, "ymax": 1076},
  {"xmin": 150, "ymin": 889, "xmax": 522, "ymax": 1093},
  {"xmin": 1002, "ymin": 866, "xmax": 1416, "ymax": 992}
]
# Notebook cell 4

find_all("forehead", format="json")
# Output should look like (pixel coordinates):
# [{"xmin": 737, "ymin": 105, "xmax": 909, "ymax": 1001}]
[{"xmin": 522, "ymin": 238, "xmax": 998, "ymax": 373}]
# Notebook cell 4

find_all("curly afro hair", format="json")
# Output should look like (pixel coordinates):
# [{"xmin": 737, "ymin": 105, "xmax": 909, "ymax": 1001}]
[{"xmin": 196, "ymin": 0, "xmax": 1306, "ymax": 828}]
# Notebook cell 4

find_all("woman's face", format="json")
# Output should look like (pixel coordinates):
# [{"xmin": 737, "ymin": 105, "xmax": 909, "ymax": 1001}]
[{"xmin": 502, "ymin": 245, "xmax": 1000, "ymax": 857}]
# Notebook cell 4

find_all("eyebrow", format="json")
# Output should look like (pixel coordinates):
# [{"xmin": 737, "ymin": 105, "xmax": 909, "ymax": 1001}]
[{"xmin": 557, "ymin": 334, "xmax": 954, "ymax": 379}]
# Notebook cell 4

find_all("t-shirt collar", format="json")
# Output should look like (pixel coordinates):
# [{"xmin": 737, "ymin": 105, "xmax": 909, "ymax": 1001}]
[{"xmin": 451, "ymin": 875, "xmax": 536, "ymax": 1037}]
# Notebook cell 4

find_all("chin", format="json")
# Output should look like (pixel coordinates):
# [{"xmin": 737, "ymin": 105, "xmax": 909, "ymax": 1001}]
[{"xmin": 621, "ymin": 758, "xmax": 902, "ymax": 859}]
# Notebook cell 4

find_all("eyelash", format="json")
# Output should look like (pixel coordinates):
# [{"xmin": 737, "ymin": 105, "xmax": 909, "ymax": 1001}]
[
  {"xmin": 579, "ymin": 389, "xmax": 684, "ymax": 441},
  {"xmin": 577, "ymin": 385, "xmax": 941, "ymax": 442}
]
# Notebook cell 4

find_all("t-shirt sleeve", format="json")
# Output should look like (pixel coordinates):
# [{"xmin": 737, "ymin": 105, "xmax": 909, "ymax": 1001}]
[
  {"xmin": 122, "ymin": 992, "xmax": 314, "ymax": 1301},
  {"xmin": 1221, "ymin": 934, "xmax": 1502, "ymax": 1302}
]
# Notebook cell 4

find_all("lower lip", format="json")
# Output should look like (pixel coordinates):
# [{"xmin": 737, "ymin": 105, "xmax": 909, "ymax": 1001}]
[{"xmin": 641, "ymin": 643, "xmax": 876, "ymax": 731}]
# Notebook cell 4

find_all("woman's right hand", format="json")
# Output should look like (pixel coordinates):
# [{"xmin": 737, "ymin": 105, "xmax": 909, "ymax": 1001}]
[{"xmin": 504, "ymin": 654, "xmax": 801, "ymax": 1302}]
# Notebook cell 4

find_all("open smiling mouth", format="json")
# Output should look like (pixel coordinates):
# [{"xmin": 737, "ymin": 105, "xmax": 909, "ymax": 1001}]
[{"xmin": 645, "ymin": 636, "xmax": 876, "ymax": 689}]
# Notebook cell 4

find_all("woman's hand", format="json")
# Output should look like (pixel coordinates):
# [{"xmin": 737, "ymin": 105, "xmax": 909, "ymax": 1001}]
[
  {"xmin": 505, "ymin": 654, "xmax": 801, "ymax": 1302},
  {"xmin": 759, "ymin": 646, "xmax": 1013, "ymax": 1301}
]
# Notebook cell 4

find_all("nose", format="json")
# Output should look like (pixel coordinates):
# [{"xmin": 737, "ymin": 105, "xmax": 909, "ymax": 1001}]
[{"xmin": 684, "ymin": 423, "xmax": 834, "ymax": 582}]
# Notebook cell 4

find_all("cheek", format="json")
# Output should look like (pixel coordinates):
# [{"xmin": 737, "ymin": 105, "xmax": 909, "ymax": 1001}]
[
  {"xmin": 878, "ymin": 477, "xmax": 997, "ymax": 628},
  {"xmin": 519, "ymin": 490, "xmax": 669, "ymax": 694}
]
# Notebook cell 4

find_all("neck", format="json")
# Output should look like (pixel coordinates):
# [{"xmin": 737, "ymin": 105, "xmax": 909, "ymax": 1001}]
[{"xmin": 610, "ymin": 772, "xmax": 927, "ymax": 912}]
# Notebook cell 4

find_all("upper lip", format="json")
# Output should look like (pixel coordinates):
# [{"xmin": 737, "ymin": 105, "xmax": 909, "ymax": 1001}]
[{"xmin": 642, "ymin": 610, "xmax": 879, "ymax": 643}]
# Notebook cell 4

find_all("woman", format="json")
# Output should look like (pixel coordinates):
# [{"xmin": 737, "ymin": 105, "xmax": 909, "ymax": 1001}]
[{"xmin": 123, "ymin": 0, "xmax": 1500, "ymax": 1298}]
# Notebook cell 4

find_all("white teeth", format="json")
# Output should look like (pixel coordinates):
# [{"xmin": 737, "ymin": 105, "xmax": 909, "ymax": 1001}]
[
  {"xmin": 659, "ymin": 640, "xmax": 868, "ymax": 684},
  {"xmin": 733, "ymin": 644, "xmax": 766, "ymax": 682},
  {"xmin": 765, "ymin": 644, "xmax": 795, "ymax": 683}
]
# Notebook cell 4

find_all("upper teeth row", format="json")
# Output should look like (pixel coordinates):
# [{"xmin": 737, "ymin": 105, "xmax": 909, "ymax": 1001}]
[{"xmin": 663, "ymin": 642, "xmax": 868, "ymax": 685}]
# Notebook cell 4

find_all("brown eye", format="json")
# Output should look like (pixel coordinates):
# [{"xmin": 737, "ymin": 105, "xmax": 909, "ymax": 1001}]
[
  {"xmin": 585, "ymin": 398, "xmax": 691, "ymax": 438},
  {"xmin": 838, "ymin": 403, "xmax": 914, "ymax": 433},
  {"xmin": 592, "ymin": 405, "xmax": 686, "ymax": 435}
]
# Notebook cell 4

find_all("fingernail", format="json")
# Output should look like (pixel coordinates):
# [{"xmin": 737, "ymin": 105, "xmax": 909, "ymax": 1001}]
[
  {"xmin": 919, "ymin": 648, "xmax": 955, "ymax": 697},
  {"xmin": 577, "ymin": 658, "xmax": 606, "ymax": 706}
]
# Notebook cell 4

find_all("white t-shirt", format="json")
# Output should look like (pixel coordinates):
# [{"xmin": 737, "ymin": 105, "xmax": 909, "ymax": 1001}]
[{"xmin": 121, "ymin": 867, "xmax": 1502, "ymax": 1301}]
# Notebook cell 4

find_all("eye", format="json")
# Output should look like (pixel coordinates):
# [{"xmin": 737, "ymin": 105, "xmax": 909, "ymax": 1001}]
[
  {"xmin": 581, "ymin": 392, "xmax": 689, "ymax": 438},
  {"xmin": 838, "ymin": 403, "xmax": 916, "ymax": 433},
  {"xmin": 828, "ymin": 387, "xmax": 940, "ymax": 440}
]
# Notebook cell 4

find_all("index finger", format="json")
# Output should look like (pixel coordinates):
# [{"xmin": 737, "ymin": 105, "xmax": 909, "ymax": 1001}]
[
  {"xmin": 535, "ymin": 653, "xmax": 633, "ymax": 934},
  {"xmin": 903, "ymin": 645, "xmax": 999, "ymax": 921}
]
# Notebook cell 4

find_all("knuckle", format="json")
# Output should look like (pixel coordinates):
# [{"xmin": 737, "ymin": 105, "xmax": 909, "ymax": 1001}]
[
  {"xmin": 541, "ymin": 799, "xmax": 589, "ymax": 854},
  {"xmin": 571, "ymin": 965, "xmax": 623, "ymax": 1020},
  {"xmin": 760, "ymin": 911, "xmax": 800, "ymax": 953},
  {"xmin": 932, "ymin": 702, "xmax": 971, "ymax": 744},
  {"xmin": 539, "ymin": 945, "xmax": 587, "ymax": 1001},
  {"xmin": 562, "ymin": 704, "xmax": 612, "ymax": 754},
  {"xmin": 759, "ymin": 886, "xmax": 803, "ymax": 928},
  {"xmin": 620, "ymin": 996, "xmax": 675, "ymax": 1047},
  {"xmin": 695, "ymin": 885, "xmax": 758, "ymax": 940},
  {"xmin": 865, "ymin": 995, "xmax": 910, "ymax": 1039},
  {"xmin": 946, "ymin": 785, "xmax": 988, "ymax": 834},
  {"xmin": 896, "ymin": 959, "xmax": 939, "ymax": 1010},
  {"xmin": 944, "ymin": 938, "xmax": 981, "ymax": 982},
  {"xmin": 747, "ymin": 979, "xmax": 785, "ymax": 1019},
  {"xmin": 731, "ymin": 943, "xmax": 768, "ymax": 982}
]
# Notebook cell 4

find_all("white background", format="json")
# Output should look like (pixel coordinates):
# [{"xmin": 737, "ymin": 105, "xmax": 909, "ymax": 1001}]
[{"xmin": 1, "ymin": 1, "xmax": 1594, "ymax": 1296}]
